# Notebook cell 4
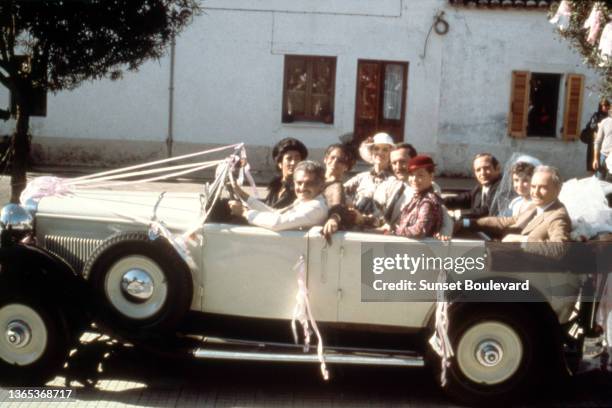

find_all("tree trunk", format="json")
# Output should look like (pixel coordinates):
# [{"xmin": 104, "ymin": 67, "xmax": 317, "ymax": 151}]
[{"xmin": 10, "ymin": 101, "xmax": 30, "ymax": 203}]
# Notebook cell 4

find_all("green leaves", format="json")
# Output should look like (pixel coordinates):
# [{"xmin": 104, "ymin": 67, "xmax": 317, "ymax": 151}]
[{"xmin": 0, "ymin": 0, "xmax": 201, "ymax": 91}]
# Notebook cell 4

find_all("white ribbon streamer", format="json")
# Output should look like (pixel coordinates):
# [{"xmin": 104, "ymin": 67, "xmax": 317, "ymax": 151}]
[
  {"xmin": 239, "ymin": 146, "xmax": 259, "ymax": 199},
  {"xmin": 148, "ymin": 220, "xmax": 198, "ymax": 270},
  {"xmin": 71, "ymin": 143, "xmax": 242, "ymax": 183},
  {"xmin": 68, "ymin": 160, "xmax": 221, "ymax": 187},
  {"xmin": 549, "ymin": 0, "xmax": 572, "ymax": 31},
  {"xmin": 428, "ymin": 264, "xmax": 454, "ymax": 387},
  {"xmin": 584, "ymin": 3, "xmax": 604, "ymax": 45},
  {"xmin": 599, "ymin": 22, "xmax": 612, "ymax": 64},
  {"xmin": 291, "ymin": 255, "xmax": 329, "ymax": 381},
  {"xmin": 81, "ymin": 161, "xmax": 222, "ymax": 189}
]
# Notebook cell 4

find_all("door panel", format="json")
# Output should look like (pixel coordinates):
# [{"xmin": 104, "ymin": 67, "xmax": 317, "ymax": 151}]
[
  {"xmin": 354, "ymin": 60, "xmax": 408, "ymax": 146},
  {"xmin": 337, "ymin": 231, "xmax": 432, "ymax": 328},
  {"xmin": 201, "ymin": 225, "xmax": 309, "ymax": 320}
]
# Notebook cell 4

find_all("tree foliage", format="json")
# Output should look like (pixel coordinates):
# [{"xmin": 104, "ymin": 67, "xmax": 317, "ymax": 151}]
[
  {"xmin": 551, "ymin": 0, "xmax": 612, "ymax": 97},
  {"xmin": 0, "ymin": 0, "xmax": 201, "ymax": 202}
]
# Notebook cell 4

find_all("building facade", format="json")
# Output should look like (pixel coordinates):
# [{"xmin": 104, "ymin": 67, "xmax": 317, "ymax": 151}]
[{"xmin": 0, "ymin": 0, "xmax": 600, "ymax": 178}]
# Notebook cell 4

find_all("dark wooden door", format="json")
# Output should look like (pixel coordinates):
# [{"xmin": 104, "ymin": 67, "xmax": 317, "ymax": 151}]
[{"xmin": 353, "ymin": 60, "xmax": 408, "ymax": 146}]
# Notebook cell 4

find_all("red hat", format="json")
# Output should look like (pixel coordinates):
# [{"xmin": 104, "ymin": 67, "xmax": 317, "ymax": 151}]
[{"xmin": 407, "ymin": 155, "xmax": 435, "ymax": 172}]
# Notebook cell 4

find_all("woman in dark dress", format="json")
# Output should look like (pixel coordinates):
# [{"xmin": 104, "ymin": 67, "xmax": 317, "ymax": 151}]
[
  {"xmin": 582, "ymin": 98, "xmax": 610, "ymax": 172},
  {"xmin": 321, "ymin": 143, "xmax": 355, "ymax": 239},
  {"xmin": 264, "ymin": 138, "xmax": 308, "ymax": 208}
]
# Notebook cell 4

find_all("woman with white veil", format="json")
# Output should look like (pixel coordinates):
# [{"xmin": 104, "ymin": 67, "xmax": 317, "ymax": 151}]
[{"xmin": 490, "ymin": 153, "xmax": 542, "ymax": 217}]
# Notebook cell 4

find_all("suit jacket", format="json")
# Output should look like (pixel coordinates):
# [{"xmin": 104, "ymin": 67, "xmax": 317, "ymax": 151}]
[
  {"xmin": 474, "ymin": 200, "xmax": 571, "ymax": 259},
  {"xmin": 443, "ymin": 177, "xmax": 501, "ymax": 218}
]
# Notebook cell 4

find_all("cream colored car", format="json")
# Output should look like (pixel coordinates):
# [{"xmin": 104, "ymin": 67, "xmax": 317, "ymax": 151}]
[{"xmin": 0, "ymin": 189, "xmax": 598, "ymax": 405}]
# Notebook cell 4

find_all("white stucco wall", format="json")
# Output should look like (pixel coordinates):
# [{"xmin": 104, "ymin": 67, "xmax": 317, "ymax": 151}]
[
  {"xmin": 437, "ymin": 7, "xmax": 600, "ymax": 178},
  {"xmin": 173, "ymin": 0, "xmax": 444, "ymax": 155},
  {"xmin": 0, "ymin": 0, "xmax": 601, "ymax": 178}
]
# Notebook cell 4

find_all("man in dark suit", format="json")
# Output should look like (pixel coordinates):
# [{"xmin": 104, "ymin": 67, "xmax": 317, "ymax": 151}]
[{"xmin": 444, "ymin": 153, "xmax": 502, "ymax": 220}]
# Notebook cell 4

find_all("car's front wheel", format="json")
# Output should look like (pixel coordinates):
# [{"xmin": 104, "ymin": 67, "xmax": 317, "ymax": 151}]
[
  {"xmin": 0, "ymin": 298, "xmax": 69, "ymax": 385},
  {"xmin": 85, "ymin": 232, "xmax": 193, "ymax": 333},
  {"xmin": 442, "ymin": 304, "xmax": 542, "ymax": 406}
]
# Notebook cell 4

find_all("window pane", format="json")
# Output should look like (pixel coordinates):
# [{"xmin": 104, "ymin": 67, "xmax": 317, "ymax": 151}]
[
  {"xmin": 286, "ymin": 58, "xmax": 308, "ymax": 116},
  {"xmin": 383, "ymin": 64, "xmax": 403, "ymax": 120},
  {"xmin": 283, "ymin": 55, "xmax": 336, "ymax": 123},
  {"xmin": 312, "ymin": 59, "xmax": 333, "ymax": 96},
  {"xmin": 357, "ymin": 63, "xmax": 380, "ymax": 120},
  {"xmin": 311, "ymin": 95, "xmax": 330, "ymax": 118},
  {"xmin": 311, "ymin": 58, "xmax": 333, "ymax": 119}
]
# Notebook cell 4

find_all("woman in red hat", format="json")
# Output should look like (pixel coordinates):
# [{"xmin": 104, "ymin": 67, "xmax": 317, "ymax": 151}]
[{"xmin": 394, "ymin": 155, "xmax": 444, "ymax": 238}]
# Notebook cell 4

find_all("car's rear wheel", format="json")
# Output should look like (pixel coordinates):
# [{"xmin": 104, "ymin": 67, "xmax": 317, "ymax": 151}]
[
  {"xmin": 442, "ymin": 304, "xmax": 542, "ymax": 406},
  {"xmin": 85, "ymin": 232, "xmax": 193, "ymax": 333},
  {"xmin": 0, "ymin": 298, "xmax": 69, "ymax": 385}
]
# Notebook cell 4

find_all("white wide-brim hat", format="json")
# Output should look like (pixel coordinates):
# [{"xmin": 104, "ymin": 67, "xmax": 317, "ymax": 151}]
[{"xmin": 359, "ymin": 132, "xmax": 395, "ymax": 164}]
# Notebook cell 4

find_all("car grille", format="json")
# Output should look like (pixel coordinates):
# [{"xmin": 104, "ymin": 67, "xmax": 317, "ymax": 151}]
[{"xmin": 43, "ymin": 235, "xmax": 104, "ymax": 275}]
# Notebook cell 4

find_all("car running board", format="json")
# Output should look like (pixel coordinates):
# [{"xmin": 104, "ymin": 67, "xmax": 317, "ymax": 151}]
[{"xmin": 192, "ymin": 336, "xmax": 425, "ymax": 367}]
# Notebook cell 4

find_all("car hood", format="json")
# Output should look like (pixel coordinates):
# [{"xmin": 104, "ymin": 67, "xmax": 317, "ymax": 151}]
[{"xmin": 36, "ymin": 189, "xmax": 204, "ymax": 231}]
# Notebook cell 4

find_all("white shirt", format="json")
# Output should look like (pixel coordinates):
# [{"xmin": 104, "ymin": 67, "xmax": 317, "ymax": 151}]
[
  {"xmin": 508, "ymin": 196, "xmax": 531, "ymax": 217},
  {"xmin": 595, "ymin": 116, "xmax": 612, "ymax": 156},
  {"xmin": 536, "ymin": 200, "xmax": 556, "ymax": 216},
  {"xmin": 344, "ymin": 170, "xmax": 392, "ymax": 206},
  {"xmin": 245, "ymin": 195, "xmax": 328, "ymax": 232}
]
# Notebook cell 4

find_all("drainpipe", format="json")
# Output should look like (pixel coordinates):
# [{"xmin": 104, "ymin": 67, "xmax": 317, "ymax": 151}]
[{"xmin": 166, "ymin": 34, "xmax": 176, "ymax": 158}]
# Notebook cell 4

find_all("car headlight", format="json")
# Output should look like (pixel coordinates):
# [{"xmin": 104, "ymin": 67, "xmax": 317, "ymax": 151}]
[{"xmin": 0, "ymin": 203, "xmax": 34, "ymax": 232}]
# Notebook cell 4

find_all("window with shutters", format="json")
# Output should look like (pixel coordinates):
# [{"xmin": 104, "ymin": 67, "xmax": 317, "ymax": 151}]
[
  {"xmin": 508, "ymin": 71, "xmax": 584, "ymax": 140},
  {"xmin": 282, "ymin": 55, "xmax": 336, "ymax": 124}
]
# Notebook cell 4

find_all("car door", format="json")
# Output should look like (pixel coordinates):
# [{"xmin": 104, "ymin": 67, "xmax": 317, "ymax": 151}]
[
  {"xmin": 336, "ymin": 230, "xmax": 433, "ymax": 329},
  {"xmin": 200, "ymin": 224, "xmax": 310, "ymax": 320},
  {"xmin": 305, "ymin": 227, "xmax": 341, "ymax": 323}
]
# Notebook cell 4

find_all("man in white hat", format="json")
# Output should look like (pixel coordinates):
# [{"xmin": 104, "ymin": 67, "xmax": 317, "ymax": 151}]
[{"xmin": 344, "ymin": 132, "xmax": 394, "ymax": 217}]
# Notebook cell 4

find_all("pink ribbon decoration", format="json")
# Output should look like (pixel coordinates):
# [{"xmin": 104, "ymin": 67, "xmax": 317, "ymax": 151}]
[
  {"xmin": 291, "ymin": 255, "xmax": 330, "ymax": 380},
  {"xmin": 549, "ymin": 0, "xmax": 572, "ymax": 31},
  {"xmin": 19, "ymin": 176, "xmax": 74, "ymax": 205},
  {"xmin": 584, "ymin": 3, "xmax": 604, "ymax": 45},
  {"xmin": 428, "ymin": 269, "xmax": 454, "ymax": 387}
]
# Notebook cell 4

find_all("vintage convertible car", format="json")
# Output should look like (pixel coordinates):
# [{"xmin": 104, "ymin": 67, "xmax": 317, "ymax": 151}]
[{"xmin": 0, "ymin": 185, "xmax": 606, "ymax": 406}]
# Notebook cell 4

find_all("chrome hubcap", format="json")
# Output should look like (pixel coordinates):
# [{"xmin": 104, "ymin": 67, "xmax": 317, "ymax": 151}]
[
  {"xmin": 6, "ymin": 320, "xmax": 31, "ymax": 348},
  {"xmin": 476, "ymin": 340, "xmax": 503, "ymax": 367},
  {"xmin": 0, "ymin": 304, "xmax": 48, "ymax": 366},
  {"xmin": 121, "ymin": 268, "xmax": 154, "ymax": 302}
]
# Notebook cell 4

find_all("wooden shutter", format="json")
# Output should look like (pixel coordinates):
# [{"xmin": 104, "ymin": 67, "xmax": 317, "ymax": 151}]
[
  {"xmin": 562, "ymin": 74, "xmax": 584, "ymax": 141},
  {"xmin": 508, "ymin": 71, "xmax": 530, "ymax": 138}
]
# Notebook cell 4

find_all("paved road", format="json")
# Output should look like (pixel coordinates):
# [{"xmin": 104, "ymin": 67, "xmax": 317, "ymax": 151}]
[{"xmin": 0, "ymin": 330, "xmax": 611, "ymax": 407}]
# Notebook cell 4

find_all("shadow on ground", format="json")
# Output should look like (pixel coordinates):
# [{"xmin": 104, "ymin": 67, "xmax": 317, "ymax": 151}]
[{"xmin": 43, "ymin": 335, "xmax": 612, "ymax": 407}]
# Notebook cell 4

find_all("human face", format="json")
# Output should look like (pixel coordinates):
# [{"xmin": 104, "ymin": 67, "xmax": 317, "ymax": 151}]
[
  {"xmin": 294, "ymin": 170, "xmax": 322, "ymax": 201},
  {"xmin": 371, "ymin": 144, "xmax": 391, "ymax": 170},
  {"xmin": 408, "ymin": 168, "xmax": 434, "ymax": 193},
  {"xmin": 512, "ymin": 173, "xmax": 531, "ymax": 199},
  {"xmin": 601, "ymin": 102, "xmax": 609, "ymax": 114},
  {"xmin": 530, "ymin": 171, "xmax": 559, "ymax": 207},
  {"xmin": 278, "ymin": 150, "xmax": 302, "ymax": 180},
  {"xmin": 390, "ymin": 148, "xmax": 412, "ymax": 181},
  {"xmin": 473, "ymin": 156, "xmax": 500, "ymax": 186},
  {"xmin": 324, "ymin": 148, "xmax": 349, "ymax": 181}
]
